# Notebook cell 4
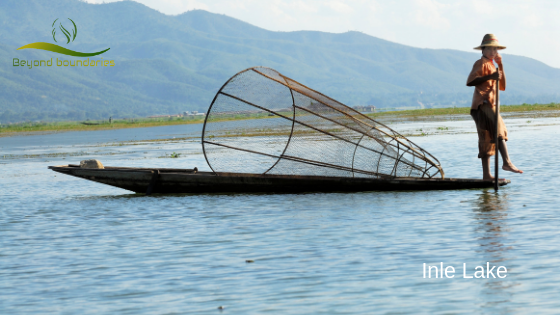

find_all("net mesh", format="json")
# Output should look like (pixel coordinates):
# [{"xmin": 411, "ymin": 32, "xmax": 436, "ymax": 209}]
[{"xmin": 202, "ymin": 67, "xmax": 444, "ymax": 179}]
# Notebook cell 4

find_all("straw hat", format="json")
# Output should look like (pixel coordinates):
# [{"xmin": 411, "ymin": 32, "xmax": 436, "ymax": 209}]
[{"xmin": 473, "ymin": 34, "xmax": 506, "ymax": 50}]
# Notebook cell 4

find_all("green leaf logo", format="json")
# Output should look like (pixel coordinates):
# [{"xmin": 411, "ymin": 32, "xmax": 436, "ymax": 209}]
[
  {"xmin": 17, "ymin": 18, "xmax": 109, "ymax": 57},
  {"xmin": 52, "ymin": 18, "xmax": 78, "ymax": 44}
]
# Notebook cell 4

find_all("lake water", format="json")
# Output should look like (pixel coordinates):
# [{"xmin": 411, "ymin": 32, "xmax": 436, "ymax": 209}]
[{"xmin": 1, "ymin": 115, "xmax": 560, "ymax": 314}]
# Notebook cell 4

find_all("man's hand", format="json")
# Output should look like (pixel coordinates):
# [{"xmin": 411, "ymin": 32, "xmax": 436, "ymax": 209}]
[
  {"xmin": 494, "ymin": 53, "xmax": 502, "ymax": 65},
  {"xmin": 489, "ymin": 71, "xmax": 500, "ymax": 81}
]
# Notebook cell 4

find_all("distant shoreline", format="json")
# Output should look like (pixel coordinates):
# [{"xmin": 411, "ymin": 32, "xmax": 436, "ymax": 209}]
[
  {"xmin": 0, "ymin": 117, "xmax": 207, "ymax": 138},
  {"xmin": 1, "ymin": 103, "xmax": 559, "ymax": 138}
]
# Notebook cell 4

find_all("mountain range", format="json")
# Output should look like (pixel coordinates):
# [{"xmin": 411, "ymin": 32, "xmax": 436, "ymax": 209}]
[{"xmin": 1, "ymin": 0, "xmax": 559, "ymax": 123}]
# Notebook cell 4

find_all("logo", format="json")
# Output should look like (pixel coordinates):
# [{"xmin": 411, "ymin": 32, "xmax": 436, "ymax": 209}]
[
  {"xmin": 52, "ymin": 18, "xmax": 77, "ymax": 44},
  {"xmin": 16, "ymin": 18, "xmax": 110, "ymax": 57}
]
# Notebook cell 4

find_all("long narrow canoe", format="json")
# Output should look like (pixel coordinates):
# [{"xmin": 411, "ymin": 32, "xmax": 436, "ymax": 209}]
[{"xmin": 48, "ymin": 165, "xmax": 510, "ymax": 194}]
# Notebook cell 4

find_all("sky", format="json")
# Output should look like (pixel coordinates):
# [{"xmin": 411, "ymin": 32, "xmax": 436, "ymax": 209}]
[{"xmin": 85, "ymin": 0, "xmax": 560, "ymax": 68}]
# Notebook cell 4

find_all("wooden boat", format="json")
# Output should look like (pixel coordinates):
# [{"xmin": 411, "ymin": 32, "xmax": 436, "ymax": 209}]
[
  {"xmin": 47, "ymin": 68, "xmax": 513, "ymax": 194},
  {"xmin": 48, "ymin": 164, "xmax": 510, "ymax": 194}
]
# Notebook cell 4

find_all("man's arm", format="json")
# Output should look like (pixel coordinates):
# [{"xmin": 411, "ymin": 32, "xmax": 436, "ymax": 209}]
[
  {"xmin": 466, "ymin": 71, "xmax": 500, "ymax": 86},
  {"xmin": 494, "ymin": 53, "xmax": 506, "ymax": 90}
]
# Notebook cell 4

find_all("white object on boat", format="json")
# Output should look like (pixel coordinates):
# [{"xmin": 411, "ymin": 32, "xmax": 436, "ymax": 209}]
[{"xmin": 80, "ymin": 159, "xmax": 104, "ymax": 169}]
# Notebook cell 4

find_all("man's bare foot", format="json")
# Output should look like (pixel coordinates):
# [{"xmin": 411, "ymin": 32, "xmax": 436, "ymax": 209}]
[
  {"xmin": 502, "ymin": 164, "xmax": 523, "ymax": 174},
  {"xmin": 483, "ymin": 175, "xmax": 494, "ymax": 180}
]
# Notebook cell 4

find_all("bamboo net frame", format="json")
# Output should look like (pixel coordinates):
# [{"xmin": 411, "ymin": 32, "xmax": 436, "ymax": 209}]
[{"xmin": 202, "ymin": 67, "xmax": 444, "ymax": 179}]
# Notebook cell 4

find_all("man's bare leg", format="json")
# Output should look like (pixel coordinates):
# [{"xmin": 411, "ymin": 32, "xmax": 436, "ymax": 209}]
[
  {"xmin": 498, "ymin": 140, "xmax": 523, "ymax": 173},
  {"xmin": 482, "ymin": 156, "xmax": 493, "ymax": 180}
]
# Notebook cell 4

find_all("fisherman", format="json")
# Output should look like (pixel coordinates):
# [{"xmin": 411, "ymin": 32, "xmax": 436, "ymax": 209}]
[{"xmin": 467, "ymin": 34, "xmax": 523, "ymax": 180}]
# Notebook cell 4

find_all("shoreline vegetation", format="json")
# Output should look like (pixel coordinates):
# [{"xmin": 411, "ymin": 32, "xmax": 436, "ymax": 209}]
[{"xmin": 1, "ymin": 103, "xmax": 559, "ymax": 137}]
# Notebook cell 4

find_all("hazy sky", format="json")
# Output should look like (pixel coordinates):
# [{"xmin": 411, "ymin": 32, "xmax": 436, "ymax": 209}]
[{"xmin": 85, "ymin": 0, "xmax": 560, "ymax": 68}]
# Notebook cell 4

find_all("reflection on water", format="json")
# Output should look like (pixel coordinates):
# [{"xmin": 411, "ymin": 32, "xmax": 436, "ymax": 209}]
[
  {"xmin": 473, "ymin": 191, "xmax": 510, "ymax": 259},
  {"xmin": 472, "ymin": 190, "xmax": 518, "ymax": 312}
]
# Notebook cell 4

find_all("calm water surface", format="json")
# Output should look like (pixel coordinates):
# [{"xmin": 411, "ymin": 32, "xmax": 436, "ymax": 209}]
[{"xmin": 1, "ymin": 117, "xmax": 559, "ymax": 314}]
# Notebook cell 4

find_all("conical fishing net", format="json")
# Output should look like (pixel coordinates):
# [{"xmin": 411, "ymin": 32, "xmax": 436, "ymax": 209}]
[{"xmin": 202, "ymin": 67, "xmax": 444, "ymax": 179}]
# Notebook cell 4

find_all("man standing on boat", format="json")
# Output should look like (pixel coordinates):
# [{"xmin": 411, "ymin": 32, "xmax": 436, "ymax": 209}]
[{"xmin": 467, "ymin": 34, "xmax": 523, "ymax": 180}]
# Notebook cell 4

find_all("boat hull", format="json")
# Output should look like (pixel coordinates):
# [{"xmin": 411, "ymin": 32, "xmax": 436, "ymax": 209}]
[{"xmin": 48, "ymin": 165, "xmax": 510, "ymax": 194}]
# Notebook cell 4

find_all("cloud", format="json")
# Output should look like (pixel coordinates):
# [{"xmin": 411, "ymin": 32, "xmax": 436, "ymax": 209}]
[
  {"xmin": 472, "ymin": 0, "xmax": 494, "ymax": 15},
  {"xmin": 522, "ymin": 13, "xmax": 544, "ymax": 28},
  {"xmin": 413, "ymin": 0, "xmax": 450, "ymax": 29},
  {"xmin": 291, "ymin": 0, "xmax": 318, "ymax": 13},
  {"xmin": 325, "ymin": 1, "xmax": 354, "ymax": 14}
]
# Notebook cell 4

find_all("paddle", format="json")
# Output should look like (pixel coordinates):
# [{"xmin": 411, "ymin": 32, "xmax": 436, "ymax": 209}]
[{"xmin": 494, "ymin": 68, "xmax": 500, "ymax": 191}]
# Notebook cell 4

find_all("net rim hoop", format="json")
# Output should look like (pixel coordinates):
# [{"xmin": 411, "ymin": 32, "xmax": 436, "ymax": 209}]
[{"xmin": 202, "ymin": 67, "xmax": 291, "ymax": 176}]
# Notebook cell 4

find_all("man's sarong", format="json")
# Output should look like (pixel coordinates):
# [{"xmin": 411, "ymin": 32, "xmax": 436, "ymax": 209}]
[{"xmin": 470, "ymin": 102, "xmax": 508, "ymax": 158}]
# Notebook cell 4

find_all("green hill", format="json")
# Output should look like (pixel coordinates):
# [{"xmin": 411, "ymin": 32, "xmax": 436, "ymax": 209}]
[{"xmin": 1, "ymin": 0, "xmax": 559, "ymax": 123}]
